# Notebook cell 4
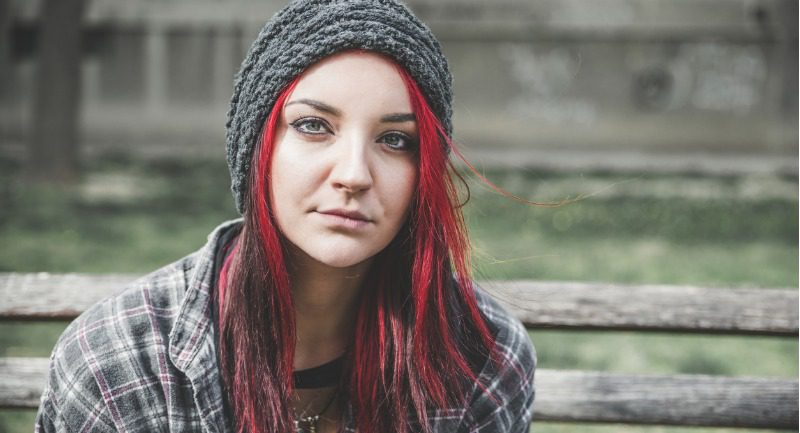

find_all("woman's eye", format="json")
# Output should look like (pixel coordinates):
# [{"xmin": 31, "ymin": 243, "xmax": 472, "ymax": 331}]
[
  {"xmin": 380, "ymin": 132, "xmax": 417, "ymax": 151},
  {"xmin": 291, "ymin": 118, "xmax": 329, "ymax": 135}
]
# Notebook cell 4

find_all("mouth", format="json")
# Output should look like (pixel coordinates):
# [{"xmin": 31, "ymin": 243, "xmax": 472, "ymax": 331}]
[
  {"xmin": 316, "ymin": 209, "xmax": 371, "ymax": 222},
  {"xmin": 315, "ymin": 209, "xmax": 373, "ymax": 230}
]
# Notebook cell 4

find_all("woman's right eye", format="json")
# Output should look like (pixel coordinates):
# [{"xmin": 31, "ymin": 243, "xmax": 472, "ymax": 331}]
[{"xmin": 290, "ymin": 118, "xmax": 330, "ymax": 135}]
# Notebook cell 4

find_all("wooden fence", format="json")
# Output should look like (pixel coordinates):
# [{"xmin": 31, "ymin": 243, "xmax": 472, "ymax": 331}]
[{"xmin": 1, "ymin": 273, "xmax": 797, "ymax": 428}]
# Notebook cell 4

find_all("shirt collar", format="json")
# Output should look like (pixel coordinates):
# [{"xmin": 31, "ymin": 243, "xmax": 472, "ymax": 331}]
[{"xmin": 168, "ymin": 218, "xmax": 243, "ymax": 433}]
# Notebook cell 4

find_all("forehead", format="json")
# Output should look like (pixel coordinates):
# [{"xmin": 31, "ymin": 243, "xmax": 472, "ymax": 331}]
[{"xmin": 287, "ymin": 51, "xmax": 412, "ymax": 112}]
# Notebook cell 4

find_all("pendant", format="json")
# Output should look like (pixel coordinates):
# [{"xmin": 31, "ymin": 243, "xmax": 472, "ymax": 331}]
[{"xmin": 295, "ymin": 415, "xmax": 320, "ymax": 433}]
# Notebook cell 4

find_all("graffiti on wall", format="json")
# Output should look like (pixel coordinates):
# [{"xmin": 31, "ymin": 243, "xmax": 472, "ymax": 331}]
[
  {"xmin": 502, "ymin": 45, "xmax": 597, "ymax": 126},
  {"xmin": 503, "ymin": 42, "xmax": 768, "ymax": 125}
]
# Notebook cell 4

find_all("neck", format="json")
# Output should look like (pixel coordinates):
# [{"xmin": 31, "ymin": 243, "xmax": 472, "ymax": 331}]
[{"xmin": 286, "ymin": 247, "xmax": 370, "ymax": 371}]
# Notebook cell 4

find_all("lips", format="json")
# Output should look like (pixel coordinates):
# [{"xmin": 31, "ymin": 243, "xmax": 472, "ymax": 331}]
[
  {"xmin": 316, "ymin": 208, "xmax": 371, "ymax": 222},
  {"xmin": 315, "ymin": 209, "xmax": 372, "ymax": 230}
]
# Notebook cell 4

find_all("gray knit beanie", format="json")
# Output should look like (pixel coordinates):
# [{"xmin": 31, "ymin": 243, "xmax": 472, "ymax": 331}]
[{"xmin": 225, "ymin": 0, "xmax": 453, "ymax": 214}]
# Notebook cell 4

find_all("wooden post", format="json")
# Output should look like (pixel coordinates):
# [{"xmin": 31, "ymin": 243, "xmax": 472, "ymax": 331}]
[
  {"xmin": 27, "ymin": 0, "xmax": 86, "ymax": 183},
  {"xmin": 0, "ymin": 0, "xmax": 11, "ymax": 103},
  {"xmin": 213, "ymin": 27, "xmax": 235, "ymax": 105},
  {"xmin": 145, "ymin": 22, "xmax": 167, "ymax": 118}
]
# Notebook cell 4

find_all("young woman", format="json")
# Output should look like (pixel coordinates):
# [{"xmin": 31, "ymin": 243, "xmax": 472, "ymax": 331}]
[{"xmin": 35, "ymin": 1, "xmax": 536, "ymax": 432}]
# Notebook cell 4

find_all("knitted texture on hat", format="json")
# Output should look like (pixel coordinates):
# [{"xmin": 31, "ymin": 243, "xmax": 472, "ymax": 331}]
[{"xmin": 226, "ymin": 0, "xmax": 453, "ymax": 214}]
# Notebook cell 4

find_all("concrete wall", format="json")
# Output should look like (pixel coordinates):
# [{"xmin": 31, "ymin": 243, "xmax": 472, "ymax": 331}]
[{"xmin": 2, "ymin": 0, "xmax": 796, "ymax": 173}]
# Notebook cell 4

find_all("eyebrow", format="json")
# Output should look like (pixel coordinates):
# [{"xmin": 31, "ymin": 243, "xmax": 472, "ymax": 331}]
[
  {"xmin": 285, "ymin": 98, "xmax": 416, "ymax": 123},
  {"xmin": 285, "ymin": 98, "xmax": 340, "ymax": 116},
  {"xmin": 380, "ymin": 113, "xmax": 416, "ymax": 123}
]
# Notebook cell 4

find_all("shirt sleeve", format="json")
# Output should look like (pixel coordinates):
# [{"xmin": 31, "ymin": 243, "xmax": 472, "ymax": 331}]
[
  {"xmin": 34, "ymin": 320, "xmax": 118, "ymax": 433},
  {"xmin": 34, "ymin": 395, "xmax": 59, "ymax": 433},
  {"xmin": 35, "ymin": 382, "xmax": 74, "ymax": 433}
]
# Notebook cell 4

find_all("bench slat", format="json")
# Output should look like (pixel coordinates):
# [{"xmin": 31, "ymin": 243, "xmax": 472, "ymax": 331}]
[
  {"xmin": 2, "ymin": 273, "xmax": 797, "ymax": 335},
  {"xmin": 0, "ymin": 357, "xmax": 50, "ymax": 409},
  {"xmin": 3, "ymin": 357, "xmax": 796, "ymax": 428},
  {"xmin": 535, "ymin": 369, "xmax": 798, "ymax": 428},
  {"xmin": 485, "ymin": 280, "xmax": 798, "ymax": 336},
  {"xmin": 1, "ymin": 273, "xmax": 139, "ymax": 320}
]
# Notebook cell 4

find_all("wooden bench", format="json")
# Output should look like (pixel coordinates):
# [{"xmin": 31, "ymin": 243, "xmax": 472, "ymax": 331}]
[{"xmin": 1, "ymin": 273, "xmax": 797, "ymax": 429}]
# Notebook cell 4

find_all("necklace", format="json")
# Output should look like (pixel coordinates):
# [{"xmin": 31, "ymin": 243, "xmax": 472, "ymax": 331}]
[{"xmin": 294, "ymin": 389, "xmax": 338, "ymax": 433}]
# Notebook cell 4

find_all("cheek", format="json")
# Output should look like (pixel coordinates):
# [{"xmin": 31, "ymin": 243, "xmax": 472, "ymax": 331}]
[
  {"xmin": 384, "ymin": 162, "xmax": 418, "ymax": 219},
  {"xmin": 273, "ymin": 127, "xmax": 321, "ymax": 176},
  {"xmin": 268, "ymin": 155, "xmax": 287, "ymax": 213},
  {"xmin": 269, "ymin": 136, "xmax": 311, "ymax": 216}
]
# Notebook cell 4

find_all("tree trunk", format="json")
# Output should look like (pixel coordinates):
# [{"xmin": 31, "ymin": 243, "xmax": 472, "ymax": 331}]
[
  {"xmin": 28, "ymin": 0, "xmax": 86, "ymax": 183},
  {"xmin": 0, "ymin": 0, "xmax": 11, "ymax": 117}
]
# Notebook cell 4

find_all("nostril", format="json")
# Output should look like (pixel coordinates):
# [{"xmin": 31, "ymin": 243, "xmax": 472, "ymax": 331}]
[{"xmin": 331, "ymin": 162, "xmax": 372, "ymax": 192}]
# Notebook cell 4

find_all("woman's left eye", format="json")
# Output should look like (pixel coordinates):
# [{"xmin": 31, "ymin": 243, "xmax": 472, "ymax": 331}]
[{"xmin": 380, "ymin": 132, "xmax": 417, "ymax": 151}]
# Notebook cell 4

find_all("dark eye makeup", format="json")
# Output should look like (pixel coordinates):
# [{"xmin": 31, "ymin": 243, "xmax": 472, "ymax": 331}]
[
  {"xmin": 289, "ymin": 116, "xmax": 418, "ymax": 152},
  {"xmin": 380, "ymin": 132, "xmax": 418, "ymax": 152},
  {"xmin": 290, "ymin": 117, "xmax": 331, "ymax": 135}
]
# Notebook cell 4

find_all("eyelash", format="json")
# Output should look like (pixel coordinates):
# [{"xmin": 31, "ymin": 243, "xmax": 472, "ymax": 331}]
[
  {"xmin": 290, "ymin": 117, "xmax": 331, "ymax": 135},
  {"xmin": 289, "ymin": 117, "xmax": 418, "ymax": 152},
  {"xmin": 380, "ymin": 132, "xmax": 417, "ymax": 151}
]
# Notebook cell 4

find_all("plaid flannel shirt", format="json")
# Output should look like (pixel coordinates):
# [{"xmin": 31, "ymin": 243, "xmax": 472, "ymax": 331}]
[{"xmin": 35, "ymin": 220, "xmax": 536, "ymax": 432}]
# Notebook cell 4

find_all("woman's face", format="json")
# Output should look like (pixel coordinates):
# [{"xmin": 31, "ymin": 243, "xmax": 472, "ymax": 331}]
[{"xmin": 270, "ymin": 51, "xmax": 418, "ymax": 270}]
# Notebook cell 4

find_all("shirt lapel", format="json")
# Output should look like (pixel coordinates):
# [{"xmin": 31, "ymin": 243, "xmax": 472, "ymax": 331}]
[{"xmin": 169, "ymin": 219, "xmax": 242, "ymax": 433}]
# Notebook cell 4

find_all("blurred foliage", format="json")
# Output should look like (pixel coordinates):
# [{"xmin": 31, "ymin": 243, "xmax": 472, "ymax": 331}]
[
  {"xmin": 464, "ymin": 169, "xmax": 797, "ymax": 287},
  {"xmin": 466, "ymin": 170, "xmax": 796, "ymax": 244},
  {"xmin": 0, "ymin": 154, "xmax": 238, "ymax": 273},
  {"xmin": 530, "ymin": 330, "xmax": 796, "ymax": 377},
  {"xmin": 529, "ymin": 423, "xmax": 790, "ymax": 433}
]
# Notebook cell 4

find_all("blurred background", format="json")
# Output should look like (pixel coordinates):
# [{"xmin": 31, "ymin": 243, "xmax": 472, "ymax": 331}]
[{"xmin": 0, "ymin": 0, "xmax": 797, "ymax": 432}]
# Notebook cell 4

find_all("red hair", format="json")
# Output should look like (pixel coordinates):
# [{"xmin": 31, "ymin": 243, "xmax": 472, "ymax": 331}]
[{"xmin": 218, "ymin": 59, "xmax": 497, "ymax": 433}]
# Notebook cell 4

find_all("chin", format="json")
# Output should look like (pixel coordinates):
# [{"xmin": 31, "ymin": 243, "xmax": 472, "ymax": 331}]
[
  {"xmin": 285, "ymin": 235, "xmax": 390, "ymax": 270},
  {"xmin": 288, "ymin": 239, "xmax": 378, "ymax": 270},
  {"xmin": 310, "ymin": 250, "xmax": 375, "ymax": 269}
]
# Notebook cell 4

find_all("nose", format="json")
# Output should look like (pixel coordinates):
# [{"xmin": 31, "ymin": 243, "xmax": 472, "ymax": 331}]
[{"xmin": 329, "ymin": 136, "xmax": 373, "ymax": 193}]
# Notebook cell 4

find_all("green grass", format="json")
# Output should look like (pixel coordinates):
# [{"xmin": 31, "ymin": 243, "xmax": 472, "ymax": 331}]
[
  {"xmin": 0, "ymin": 158, "xmax": 239, "ymax": 273},
  {"xmin": 463, "ymin": 170, "xmax": 796, "ymax": 287},
  {"xmin": 471, "ymin": 235, "xmax": 796, "ymax": 288},
  {"xmin": 530, "ymin": 330, "xmax": 797, "ymax": 377},
  {"xmin": 0, "ymin": 156, "xmax": 796, "ymax": 432},
  {"xmin": 531, "ymin": 423, "xmax": 790, "ymax": 433}
]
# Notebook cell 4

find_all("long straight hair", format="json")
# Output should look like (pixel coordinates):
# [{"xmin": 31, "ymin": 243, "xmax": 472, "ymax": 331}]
[{"xmin": 218, "ymin": 58, "xmax": 497, "ymax": 433}]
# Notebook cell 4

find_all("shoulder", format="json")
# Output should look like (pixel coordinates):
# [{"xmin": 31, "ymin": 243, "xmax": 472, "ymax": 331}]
[
  {"xmin": 464, "ymin": 283, "xmax": 537, "ymax": 432},
  {"xmin": 36, "ymin": 254, "xmax": 198, "ymax": 432},
  {"xmin": 473, "ymin": 284, "xmax": 536, "ymax": 367},
  {"xmin": 56, "ymin": 253, "xmax": 195, "ymax": 364}
]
